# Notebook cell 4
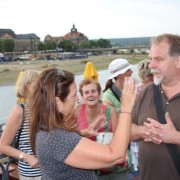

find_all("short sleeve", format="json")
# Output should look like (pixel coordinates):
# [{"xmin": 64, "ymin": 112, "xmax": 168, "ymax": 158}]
[
  {"xmin": 36, "ymin": 129, "xmax": 82, "ymax": 163},
  {"xmin": 102, "ymin": 89, "xmax": 113, "ymax": 104},
  {"xmin": 52, "ymin": 129, "xmax": 81, "ymax": 162}
]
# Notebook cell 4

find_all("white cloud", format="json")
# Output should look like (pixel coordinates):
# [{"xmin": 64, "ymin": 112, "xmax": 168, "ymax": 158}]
[{"xmin": 0, "ymin": 0, "xmax": 179, "ymax": 41}]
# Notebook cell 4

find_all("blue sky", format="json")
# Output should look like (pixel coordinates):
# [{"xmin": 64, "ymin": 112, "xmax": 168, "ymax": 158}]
[{"xmin": 0, "ymin": 0, "xmax": 180, "ymax": 41}]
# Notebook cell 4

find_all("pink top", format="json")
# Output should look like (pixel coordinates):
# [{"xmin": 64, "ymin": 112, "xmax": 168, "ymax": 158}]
[{"xmin": 77, "ymin": 104, "xmax": 113, "ymax": 141}]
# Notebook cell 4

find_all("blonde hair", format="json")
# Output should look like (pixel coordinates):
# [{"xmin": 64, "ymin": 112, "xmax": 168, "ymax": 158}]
[
  {"xmin": 15, "ymin": 70, "xmax": 39, "ymax": 98},
  {"xmin": 138, "ymin": 59, "xmax": 152, "ymax": 82}
]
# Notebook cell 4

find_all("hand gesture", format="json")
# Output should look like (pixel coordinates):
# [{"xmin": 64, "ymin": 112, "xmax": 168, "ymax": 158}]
[
  {"xmin": 79, "ymin": 115, "xmax": 106, "ymax": 137},
  {"xmin": 121, "ymin": 77, "xmax": 137, "ymax": 113},
  {"xmin": 143, "ymin": 112, "xmax": 177, "ymax": 144}
]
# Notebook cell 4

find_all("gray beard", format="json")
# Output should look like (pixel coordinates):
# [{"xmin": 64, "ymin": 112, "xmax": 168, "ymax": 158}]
[{"xmin": 153, "ymin": 76, "xmax": 163, "ymax": 85}]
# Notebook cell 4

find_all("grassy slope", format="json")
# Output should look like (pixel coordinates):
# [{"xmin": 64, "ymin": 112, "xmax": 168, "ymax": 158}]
[{"xmin": 0, "ymin": 54, "xmax": 147, "ymax": 86}]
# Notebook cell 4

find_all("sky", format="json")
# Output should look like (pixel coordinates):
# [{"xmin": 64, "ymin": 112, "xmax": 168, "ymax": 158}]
[{"xmin": 1, "ymin": 0, "xmax": 180, "ymax": 41}]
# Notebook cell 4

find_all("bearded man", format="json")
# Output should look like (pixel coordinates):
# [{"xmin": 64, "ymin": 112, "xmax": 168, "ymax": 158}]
[{"xmin": 131, "ymin": 33, "xmax": 180, "ymax": 180}]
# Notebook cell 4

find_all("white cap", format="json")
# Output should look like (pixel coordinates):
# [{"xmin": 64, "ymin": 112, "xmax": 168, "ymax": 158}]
[{"xmin": 108, "ymin": 58, "xmax": 132, "ymax": 79}]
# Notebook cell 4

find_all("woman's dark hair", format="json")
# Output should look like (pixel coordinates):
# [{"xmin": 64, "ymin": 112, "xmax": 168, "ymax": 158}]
[
  {"xmin": 103, "ymin": 79, "xmax": 115, "ymax": 92},
  {"xmin": 29, "ymin": 67, "xmax": 75, "ymax": 153}
]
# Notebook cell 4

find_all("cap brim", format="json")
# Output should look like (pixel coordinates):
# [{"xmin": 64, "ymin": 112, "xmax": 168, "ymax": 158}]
[{"xmin": 109, "ymin": 65, "xmax": 132, "ymax": 79}]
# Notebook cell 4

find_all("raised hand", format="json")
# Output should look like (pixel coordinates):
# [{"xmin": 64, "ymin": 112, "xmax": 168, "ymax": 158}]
[
  {"xmin": 79, "ymin": 115, "xmax": 106, "ymax": 137},
  {"xmin": 121, "ymin": 77, "xmax": 137, "ymax": 113}
]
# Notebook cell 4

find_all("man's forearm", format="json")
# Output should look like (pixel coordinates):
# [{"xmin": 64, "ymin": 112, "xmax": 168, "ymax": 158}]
[{"xmin": 131, "ymin": 123, "xmax": 146, "ymax": 141}]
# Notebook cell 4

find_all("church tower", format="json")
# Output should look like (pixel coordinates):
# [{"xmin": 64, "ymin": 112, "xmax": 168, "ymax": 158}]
[{"xmin": 71, "ymin": 24, "xmax": 77, "ymax": 33}]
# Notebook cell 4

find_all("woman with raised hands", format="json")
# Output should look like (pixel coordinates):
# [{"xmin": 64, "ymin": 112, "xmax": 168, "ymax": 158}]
[{"xmin": 29, "ymin": 67, "xmax": 137, "ymax": 180}]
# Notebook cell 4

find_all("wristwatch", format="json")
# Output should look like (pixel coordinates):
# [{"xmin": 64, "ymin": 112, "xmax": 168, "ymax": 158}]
[{"xmin": 19, "ymin": 152, "xmax": 24, "ymax": 161}]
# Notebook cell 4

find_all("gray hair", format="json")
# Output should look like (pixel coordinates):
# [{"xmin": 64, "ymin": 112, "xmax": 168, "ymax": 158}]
[{"xmin": 151, "ymin": 33, "xmax": 180, "ymax": 57}]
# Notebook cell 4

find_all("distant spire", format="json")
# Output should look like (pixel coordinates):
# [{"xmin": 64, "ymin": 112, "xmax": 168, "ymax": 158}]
[{"xmin": 71, "ymin": 24, "xmax": 77, "ymax": 33}]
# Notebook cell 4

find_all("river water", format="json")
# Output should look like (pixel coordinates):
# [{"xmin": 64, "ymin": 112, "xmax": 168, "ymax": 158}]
[{"xmin": 0, "ymin": 66, "xmax": 139, "ymax": 126}]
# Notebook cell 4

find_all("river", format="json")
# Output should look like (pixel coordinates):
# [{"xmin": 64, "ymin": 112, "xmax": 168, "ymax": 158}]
[{"xmin": 0, "ymin": 66, "xmax": 140, "ymax": 126}]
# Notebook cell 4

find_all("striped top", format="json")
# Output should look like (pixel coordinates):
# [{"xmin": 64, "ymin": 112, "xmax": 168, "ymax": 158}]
[{"xmin": 18, "ymin": 103, "xmax": 42, "ymax": 177}]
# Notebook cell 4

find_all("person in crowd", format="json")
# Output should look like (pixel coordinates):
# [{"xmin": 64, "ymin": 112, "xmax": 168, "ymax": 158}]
[
  {"xmin": 15, "ymin": 70, "xmax": 25, "ymax": 104},
  {"xmin": 76, "ymin": 78, "xmax": 118, "ymax": 139},
  {"xmin": 102, "ymin": 58, "xmax": 132, "ymax": 113},
  {"xmin": 131, "ymin": 33, "xmax": 180, "ymax": 180},
  {"xmin": 129, "ymin": 59, "xmax": 154, "ymax": 180},
  {"xmin": 0, "ymin": 70, "xmax": 42, "ymax": 180},
  {"xmin": 29, "ymin": 67, "xmax": 136, "ymax": 180},
  {"xmin": 102, "ymin": 59, "xmax": 133, "ymax": 179},
  {"xmin": 75, "ymin": 78, "xmax": 129, "ymax": 180},
  {"xmin": 137, "ymin": 59, "xmax": 154, "ymax": 92}
]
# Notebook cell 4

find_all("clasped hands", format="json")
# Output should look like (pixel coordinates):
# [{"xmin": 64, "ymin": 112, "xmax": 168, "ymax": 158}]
[{"xmin": 143, "ymin": 112, "xmax": 177, "ymax": 144}]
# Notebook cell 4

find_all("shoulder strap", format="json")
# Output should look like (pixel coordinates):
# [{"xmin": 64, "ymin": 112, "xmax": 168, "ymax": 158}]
[
  {"xmin": 153, "ymin": 84, "xmax": 166, "ymax": 124},
  {"xmin": 14, "ymin": 103, "xmax": 25, "ymax": 149},
  {"xmin": 110, "ymin": 85, "xmax": 121, "ymax": 102},
  {"xmin": 105, "ymin": 106, "xmax": 111, "ymax": 132},
  {"xmin": 153, "ymin": 84, "xmax": 180, "ymax": 176}
]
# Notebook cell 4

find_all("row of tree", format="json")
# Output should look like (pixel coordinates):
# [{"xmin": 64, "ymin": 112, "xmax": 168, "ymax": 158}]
[
  {"xmin": 0, "ymin": 38, "xmax": 112, "ymax": 53},
  {"xmin": 38, "ymin": 38, "xmax": 112, "ymax": 52}
]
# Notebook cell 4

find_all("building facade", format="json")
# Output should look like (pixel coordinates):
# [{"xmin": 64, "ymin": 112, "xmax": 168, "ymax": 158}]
[
  {"xmin": 44, "ymin": 24, "xmax": 88, "ymax": 44},
  {"xmin": 0, "ymin": 29, "xmax": 40, "ymax": 52}
]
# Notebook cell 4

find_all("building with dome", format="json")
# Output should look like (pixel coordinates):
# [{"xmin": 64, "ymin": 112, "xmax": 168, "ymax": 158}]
[{"xmin": 44, "ymin": 24, "xmax": 88, "ymax": 44}]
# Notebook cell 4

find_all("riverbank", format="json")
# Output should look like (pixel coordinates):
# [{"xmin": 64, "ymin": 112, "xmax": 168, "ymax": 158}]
[
  {"xmin": 0, "ymin": 54, "xmax": 147, "ymax": 86},
  {"xmin": 0, "ymin": 65, "xmax": 140, "ymax": 126}
]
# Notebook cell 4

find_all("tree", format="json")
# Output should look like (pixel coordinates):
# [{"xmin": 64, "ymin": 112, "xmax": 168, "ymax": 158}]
[
  {"xmin": 38, "ymin": 42, "xmax": 46, "ymax": 51},
  {"xmin": 89, "ymin": 40, "xmax": 98, "ymax": 48},
  {"xmin": 79, "ymin": 40, "xmax": 91, "ymax": 49},
  {"xmin": 38, "ymin": 41, "xmax": 57, "ymax": 51},
  {"xmin": 97, "ymin": 38, "xmax": 111, "ymax": 48},
  {"xmin": 3, "ymin": 39, "xmax": 15, "ymax": 52},
  {"xmin": 45, "ymin": 41, "xmax": 57, "ymax": 50},
  {"xmin": 0, "ymin": 40, "xmax": 3, "ymax": 52},
  {"xmin": 130, "ymin": 49, "xmax": 134, "ymax": 54},
  {"xmin": 58, "ymin": 40, "xmax": 76, "ymax": 52},
  {"xmin": 79, "ymin": 40, "xmax": 98, "ymax": 49}
]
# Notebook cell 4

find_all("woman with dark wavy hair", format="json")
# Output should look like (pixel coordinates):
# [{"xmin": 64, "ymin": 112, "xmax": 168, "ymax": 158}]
[{"xmin": 29, "ymin": 67, "xmax": 136, "ymax": 180}]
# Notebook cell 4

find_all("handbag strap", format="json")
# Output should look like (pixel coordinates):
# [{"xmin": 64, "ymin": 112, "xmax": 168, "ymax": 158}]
[
  {"xmin": 153, "ymin": 84, "xmax": 180, "ymax": 176},
  {"xmin": 15, "ymin": 103, "xmax": 25, "ymax": 149},
  {"xmin": 105, "ymin": 106, "xmax": 111, "ymax": 132}
]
